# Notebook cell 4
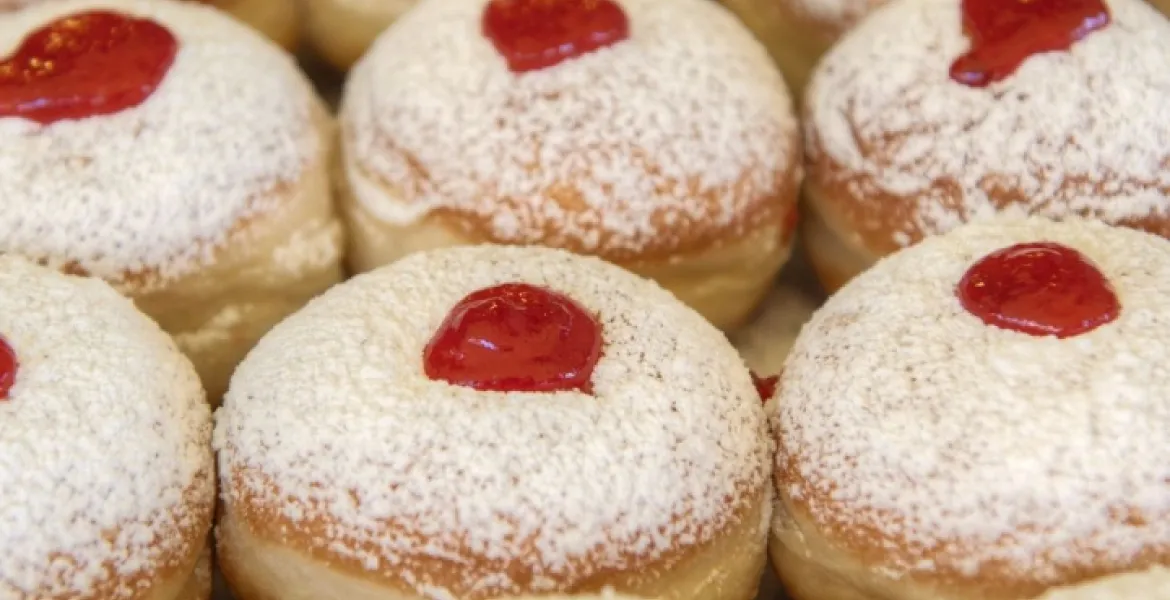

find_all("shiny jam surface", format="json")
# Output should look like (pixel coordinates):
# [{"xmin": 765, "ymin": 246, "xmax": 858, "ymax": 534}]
[
  {"xmin": 751, "ymin": 371, "xmax": 778, "ymax": 402},
  {"xmin": 957, "ymin": 242, "xmax": 1120, "ymax": 338},
  {"xmin": 950, "ymin": 0, "xmax": 1110, "ymax": 87},
  {"xmin": 0, "ymin": 336, "xmax": 17, "ymax": 400},
  {"xmin": 0, "ymin": 10, "xmax": 178, "ymax": 125},
  {"xmin": 423, "ymin": 283, "xmax": 603, "ymax": 393},
  {"xmin": 482, "ymin": 0, "xmax": 630, "ymax": 73}
]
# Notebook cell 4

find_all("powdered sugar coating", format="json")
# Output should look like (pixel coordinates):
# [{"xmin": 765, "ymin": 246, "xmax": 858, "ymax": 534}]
[
  {"xmin": 806, "ymin": 0, "xmax": 1170, "ymax": 248},
  {"xmin": 775, "ymin": 217, "xmax": 1170, "ymax": 582},
  {"xmin": 215, "ymin": 245, "xmax": 771, "ymax": 595},
  {"xmin": 340, "ymin": 0, "xmax": 797, "ymax": 258},
  {"xmin": 0, "ymin": 256, "xmax": 213, "ymax": 597},
  {"xmin": 0, "ymin": 0, "xmax": 320, "ymax": 286}
]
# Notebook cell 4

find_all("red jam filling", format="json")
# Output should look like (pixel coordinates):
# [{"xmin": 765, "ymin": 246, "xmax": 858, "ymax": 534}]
[
  {"xmin": 751, "ymin": 371, "xmax": 777, "ymax": 403},
  {"xmin": 423, "ymin": 283, "xmax": 603, "ymax": 393},
  {"xmin": 482, "ymin": 0, "xmax": 630, "ymax": 73},
  {"xmin": 950, "ymin": 0, "xmax": 1110, "ymax": 87},
  {"xmin": 0, "ymin": 10, "xmax": 178, "ymax": 125},
  {"xmin": 957, "ymin": 242, "xmax": 1120, "ymax": 338},
  {"xmin": 0, "ymin": 336, "xmax": 17, "ymax": 400}
]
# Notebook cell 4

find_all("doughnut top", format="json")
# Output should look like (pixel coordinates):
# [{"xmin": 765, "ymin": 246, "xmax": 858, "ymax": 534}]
[
  {"xmin": 1038, "ymin": 567, "xmax": 1170, "ymax": 600},
  {"xmin": 0, "ymin": 0, "xmax": 320, "ymax": 288},
  {"xmin": 805, "ymin": 0, "xmax": 1170, "ymax": 253},
  {"xmin": 215, "ymin": 245, "xmax": 770, "ymax": 596},
  {"xmin": 774, "ymin": 217, "xmax": 1170, "ymax": 591},
  {"xmin": 341, "ymin": 0, "xmax": 797, "ymax": 261},
  {"xmin": 0, "ymin": 256, "xmax": 213, "ymax": 598}
]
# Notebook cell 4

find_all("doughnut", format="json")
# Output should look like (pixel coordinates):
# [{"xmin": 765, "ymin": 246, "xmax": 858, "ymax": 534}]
[
  {"xmin": 214, "ymin": 244, "xmax": 773, "ymax": 600},
  {"xmin": 303, "ymin": 0, "xmax": 416, "ymax": 71},
  {"xmin": 769, "ymin": 216, "xmax": 1170, "ymax": 599},
  {"xmin": 801, "ymin": 0, "xmax": 1170, "ymax": 293},
  {"xmin": 0, "ymin": 0, "xmax": 300, "ymax": 49},
  {"xmin": 337, "ymin": 0, "xmax": 801, "ymax": 331},
  {"xmin": 719, "ymin": 0, "xmax": 887, "ymax": 97},
  {"xmin": 1038, "ymin": 567, "xmax": 1170, "ymax": 600},
  {"xmin": 0, "ymin": 0, "xmax": 344, "ymax": 401},
  {"xmin": 0, "ymin": 256, "xmax": 214, "ymax": 599}
]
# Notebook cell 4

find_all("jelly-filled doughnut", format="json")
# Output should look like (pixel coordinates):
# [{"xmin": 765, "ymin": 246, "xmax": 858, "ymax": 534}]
[
  {"xmin": 801, "ymin": 0, "xmax": 1170, "ymax": 292},
  {"xmin": 0, "ymin": 256, "xmax": 214, "ymax": 600},
  {"xmin": 720, "ymin": 0, "xmax": 887, "ymax": 97},
  {"xmin": 770, "ymin": 217, "xmax": 1170, "ymax": 599},
  {"xmin": 0, "ymin": 0, "xmax": 344, "ymax": 401},
  {"xmin": 215, "ymin": 245, "xmax": 773, "ymax": 600},
  {"xmin": 338, "ymin": 0, "xmax": 800, "ymax": 331},
  {"xmin": 0, "ymin": 0, "xmax": 300, "ymax": 49}
]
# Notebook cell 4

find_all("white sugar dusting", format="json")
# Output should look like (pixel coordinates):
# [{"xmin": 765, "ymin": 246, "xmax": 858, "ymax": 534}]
[
  {"xmin": 215, "ymin": 245, "xmax": 771, "ymax": 595},
  {"xmin": 805, "ymin": 0, "xmax": 1170, "ymax": 247},
  {"xmin": 340, "ymin": 0, "xmax": 796, "ymax": 255},
  {"xmin": 0, "ymin": 256, "xmax": 212, "ymax": 597},
  {"xmin": 775, "ymin": 217, "xmax": 1170, "ymax": 580},
  {"xmin": 0, "ymin": 0, "xmax": 320, "ymax": 285}
]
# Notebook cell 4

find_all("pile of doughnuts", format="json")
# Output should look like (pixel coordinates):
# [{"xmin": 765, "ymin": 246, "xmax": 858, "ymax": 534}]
[{"xmin": 0, "ymin": 0, "xmax": 1168, "ymax": 598}]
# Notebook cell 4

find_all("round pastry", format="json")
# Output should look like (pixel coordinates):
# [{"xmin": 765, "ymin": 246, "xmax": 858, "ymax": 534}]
[
  {"xmin": 802, "ymin": 0, "xmax": 1170, "ymax": 293},
  {"xmin": 0, "ymin": 0, "xmax": 300, "ymax": 49},
  {"xmin": 215, "ymin": 244, "xmax": 773, "ymax": 600},
  {"xmin": 338, "ymin": 0, "xmax": 801, "ymax": 331},
  {"xmin": 0, "ymin": 0, "xmax": 344, "ymax": 401},
  {"xmin": 303, "ymin": 0, "xmax": 415, "ymax": 71},
  {"xmin": 769, "ymin": 216, "xmax": 1170, "ymax": 599},
  {"xmin": 0, "ymin": 256, "xmax": 214, "ymax": 600},
  {"xmin": 719, "ymin": 0, "xmax": 887, "ymax": 97}
]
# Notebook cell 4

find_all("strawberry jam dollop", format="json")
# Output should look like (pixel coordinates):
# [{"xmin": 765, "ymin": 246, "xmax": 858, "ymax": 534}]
[
  {"xmin": 423, "ymin": 283, "xmax": 603, "ymax": 393},
  {"xmin": 957, "ymin": 242, "xmax": 1120, "ymax": 338},
  {"xmin": 482, "ymin": 0, "xmax": 630, "ymax": 73},
  {"xmin": 950, "ymin": 0, "xmax": 1110, "ymax": 87},
  {"xmin": 751, "ymin": 371, "xmax": 778, "ymax": 403},
  {"xmin": 0, "ymin": 10, "xmax": 178, "ymax": 125},
  {"xmin": 0, "ymin": 336, "xmax": 17, "ymax": 400}
]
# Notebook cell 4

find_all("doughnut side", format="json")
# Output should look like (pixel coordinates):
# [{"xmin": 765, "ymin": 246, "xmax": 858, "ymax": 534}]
[
  {"xmin": 769, "ymin": 497, "xmax": 1170, "ymax": 600},
  {"xmin": 218, "ymin": 475, "xmax": 771, "ymax": 600},
  {"xmin": 339, "ymin": 147, "xmax": 800, "ymax": 330},
  {"xmin": 133, "ymin": 103, "xmax": 344, "ymax": 401}
]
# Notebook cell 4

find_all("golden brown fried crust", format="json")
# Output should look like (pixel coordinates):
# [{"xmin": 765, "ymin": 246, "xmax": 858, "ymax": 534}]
[
  {"xmin": 772, "ymin": 445, "xmax": 1170, "ymax": 598},
  {"xmin": 25, "ymin": 473, "xmax": 215, "ymax": 600},
  {"xmin": 804, "ymin": 125, "xmax": 1170, "ymax": 261},
  {"xmin": 222, "ymin": 467, "xmax": 768, "ymax": 599},
  {"xmin": 350, "ymin": 127, "xmax": 801, "ymax": 265}
]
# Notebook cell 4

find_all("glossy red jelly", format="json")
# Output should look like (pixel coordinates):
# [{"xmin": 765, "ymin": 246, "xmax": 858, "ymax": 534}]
[
  {"xmin": 751, "ymin": 371, "xmax": 778, "ymax": 402},
  {"xmin": 950, "ymin": 0, "xmax": 1110, "ymax": 87},
  {"xmin": 0, "ymin": 11, "xmax": 178, "ymax": 125},
  {"xmin": 482, "ymin": 0, "xmax": 630, "ymax": 73},
  {"xmin": 424, "ymin": 283, "xmax": 603, "ymax": 393},
  {"xmin": 0, "ymin": 336, "xmax": 17, "ymax": 400},
  {"xmin": 957, "ymin": 242, "xmax": 1120, "ymax": 338}
]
